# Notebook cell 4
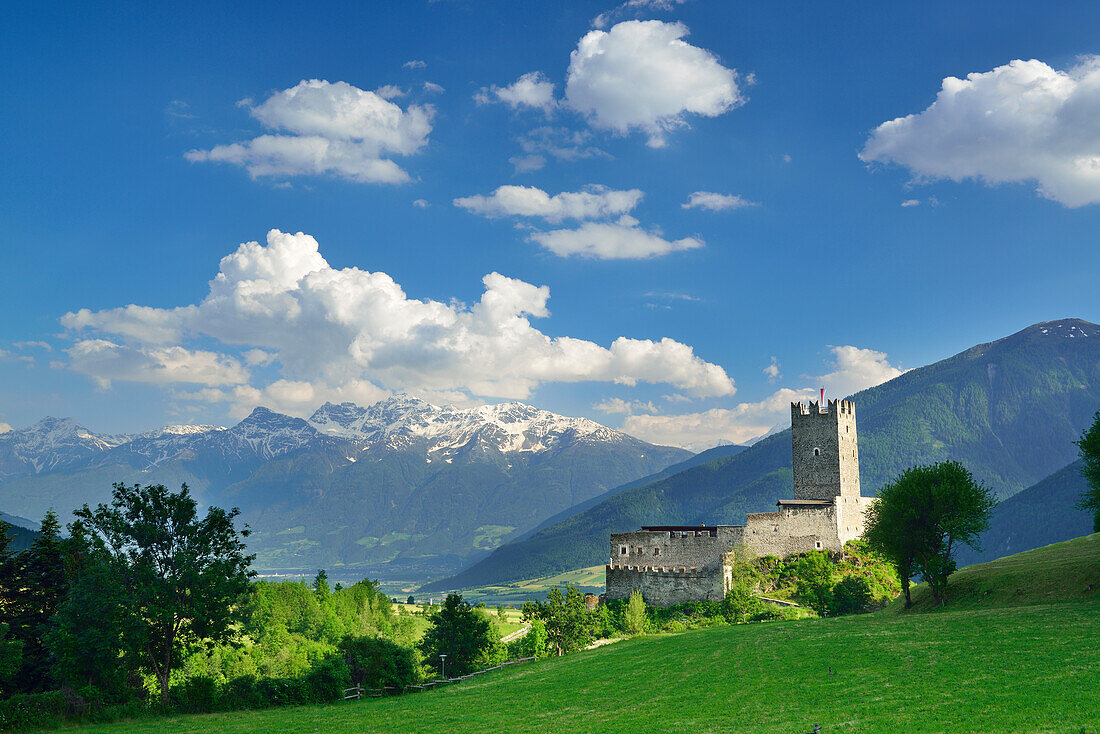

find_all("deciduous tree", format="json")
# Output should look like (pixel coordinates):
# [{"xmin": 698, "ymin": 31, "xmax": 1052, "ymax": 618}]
[
  {"xmin": 70, "ymin": 482, "xmax": 255, "ymax": 702},
  {"xmin": 521, "ymin": 585, "xmax": 597, "ymax": 655},
  {"xmin": 865, "ymin": 461, "xmax": 996, "ymax": 606},
  {"xmin": 1077, "ymin": 410, "xmax": 1100, "ymax": 532}
]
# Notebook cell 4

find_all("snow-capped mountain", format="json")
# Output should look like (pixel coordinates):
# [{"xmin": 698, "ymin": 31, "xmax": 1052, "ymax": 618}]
[
  {"xmin": 0, "ymin": 417, "xmax": 130, "ymax": 479},
  {"xmin": 308, "ymin": 396, "xmax": 626, "ymax": 456},
  {"xmin": 0, "ymin": 400, "xmax": 691, "ymax": 578}
]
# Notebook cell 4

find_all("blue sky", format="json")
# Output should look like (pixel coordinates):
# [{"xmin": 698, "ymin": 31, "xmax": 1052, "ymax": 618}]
[{"xmin": 2, "ymin": 0, "xmax": 1098, "ymax": 449}]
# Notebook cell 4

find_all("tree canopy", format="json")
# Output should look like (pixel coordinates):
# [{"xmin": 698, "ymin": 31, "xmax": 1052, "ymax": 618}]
[
  {"xmin": 1077, "ymin": 411, "xmax": 1100, "ymax": 532},
  {"xmin": 69, "ymin": 482, "xmax": 255, "ymax": 701},
  {"xmin": 865, "ymin": 461, "xmax": 996, "ymax": 606},
  {"xmin": 418, "ymin": 593, "xmax": 498, "ymax": 678}
]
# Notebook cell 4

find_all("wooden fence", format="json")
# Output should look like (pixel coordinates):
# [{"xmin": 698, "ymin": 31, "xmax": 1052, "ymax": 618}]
[{"xmin": 343, "ymin": 657, "xmax": 536, "ymax": 700}]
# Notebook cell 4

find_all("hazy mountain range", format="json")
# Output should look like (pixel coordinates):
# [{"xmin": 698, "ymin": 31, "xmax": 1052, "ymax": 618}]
[{"xmin": 0, "ymin": 397, "xmax": 690, "ymax": 579}]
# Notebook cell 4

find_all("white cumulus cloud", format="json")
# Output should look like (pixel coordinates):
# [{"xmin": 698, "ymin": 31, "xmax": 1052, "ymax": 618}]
[
  {"xmin": 476, "ymin": 71, "xmax": 558, "ymax": 114},
  {"xmin": 682, "ymin": 191, "xmax": 758, "ymax": 211},
  {"xmin": 186, "ymin": 80, "xmax": 433, "ymax": 184},
  {"xmin": 592, "ymin": 0, "xmax": 690, "ymax": 29},
  {"xmin": 860, "ymin": 57, "xmax": 1100, "ymax": 207},
  {"xmin": 565, "ymin": 20, "xmax": 743, "ymax": 147},
  {"xmin": 454, "ymin": 185, "xmax": 642, "ymax": 222},
  {"xmin": 62, "ymin": 230, "xmax": 734, "ymax": 415},
  {"xmin": 622, "ymin": 345, "xmax": 905, "ymax": 450},
  {"xmin": 66, "ymin": 340, "xmax": 249, "ymax": 390},
  {"xmin": 529, "ymin": 217, "xmax": 703, "ymax": 260}
]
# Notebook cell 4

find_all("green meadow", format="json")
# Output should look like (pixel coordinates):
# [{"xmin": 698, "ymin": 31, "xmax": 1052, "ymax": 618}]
[{"xmin": 70, "ymin": 536, "xmax": 1100, "ymax": 734}]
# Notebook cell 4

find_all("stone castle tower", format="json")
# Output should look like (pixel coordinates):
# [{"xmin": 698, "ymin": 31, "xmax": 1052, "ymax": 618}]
[
  {"xmin": 606, "ymin": 396, "xmax": 877, "ymax": 606},
  {"xmin": 791, "ymin": 398, "xmax": 860, "ymax": 501}
]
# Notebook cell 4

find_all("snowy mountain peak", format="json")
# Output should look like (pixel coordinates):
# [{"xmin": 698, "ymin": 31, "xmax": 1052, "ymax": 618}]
[
  {"xmin": 0, "ymin": 416, "xmax": 130, "ymax": 476},
  {"xmin": 307, "ymin": 397, "xmax": 624, "ymax": 454}
]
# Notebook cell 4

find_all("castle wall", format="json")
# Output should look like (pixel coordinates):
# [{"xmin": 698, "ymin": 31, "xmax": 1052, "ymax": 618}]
[
  {"xmin": 791, "ymin": 400, "xmax": 860, "ymax": 500},
  {"xmin": 605, "ymin": 564, "xmax": 725, "ymax": 605},
  {"xmin": 836, "ymin": 494, "xmax": 877, "ymax": 544},
  {"xmin": 743, "ymin": 504, "xmax": 843, "ymax": 556},
  {"xmin": 609, "ymin": 526, "xmax": 744, "ymax": 569}
]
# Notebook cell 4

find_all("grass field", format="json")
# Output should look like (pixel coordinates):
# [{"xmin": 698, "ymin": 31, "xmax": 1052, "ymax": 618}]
[
  {"xmin": 69, "ymin": 535, "xmax": 1100, "ymax": 733},
  {"xmin": 429, "ymin": 564, "xmax": 605, "ymax": 606}
]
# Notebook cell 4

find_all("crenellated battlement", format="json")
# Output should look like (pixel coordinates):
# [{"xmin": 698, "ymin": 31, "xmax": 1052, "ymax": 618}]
[
  {"xmin": 606, "ymin": 564, "xmax": 709, "ymax": 577},
  {"xmin": 791, "ymin": 399, "xmax": 856, "ymax": 419}
]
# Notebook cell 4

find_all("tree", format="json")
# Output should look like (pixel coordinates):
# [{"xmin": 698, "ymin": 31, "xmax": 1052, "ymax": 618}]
[
  {"xmin": 864, "ymin": 480, "xmax": 922, "ymax": 608},
  {"xmin": 622, "ymin": 589, "xmax": 648, "ymax": 635},
  {"xmin": 5, "ymin": 510, "xmax": 68, "ymax": 691},
  {"xmin": 407, "ymin": 595, "xmax": 415, "ymax": 605},
  {"xmin": 1077, "ymin": 411, "xmax": 1100, "ymax": 532},
  {"xmin": 0, "ymin": 623, "xmax": 22, "ymax": 685},
  {"xmin": 722, "ymin": 550, "xmax": 764, "ymax": 623},
  {"xmin": 830, "ymin": 576, "xmax": 873, "ymax": 615},
  {"xmin": 312, "ymin": 569, "xmax": 331, "ymax": 601},
  {"xmin": 418, "ymin": 593, "xmax": 497, "ymax": 678},
  {"xmin": 521, "ymin": 585, "xmax": 597, "ymax": 656},
  {"xmin": 70, "ymin": 482, "xmax": 255, "ymax": 702},
  {"xmin": 865, "ymin": 461, "xmax": 996, "ymax": 606}
]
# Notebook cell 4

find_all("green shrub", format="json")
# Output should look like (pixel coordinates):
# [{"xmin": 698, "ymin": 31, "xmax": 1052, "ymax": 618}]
[
  {"xmin": 169, "ymin": 675, "xmax": 218, "ymax": 714},
  {"xmin": 338, "ymin": 636, "xmax": 418, "ymax": 690},
  {"xmin": 831, "ymin": 576, "xmax": 874, "ymax": 616},
  {"xmin": 0, "ymin": 690, "xmax": 67, "ymax": 731},
  {"xmin": 304, "ymin": 656, "xmax": 351, "ymax": 702}
]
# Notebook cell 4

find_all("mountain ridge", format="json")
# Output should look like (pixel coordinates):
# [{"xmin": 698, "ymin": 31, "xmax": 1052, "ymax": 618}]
[{"xmin": 425, "ymin": 318, "xmax": 1100, "ymax": 590}]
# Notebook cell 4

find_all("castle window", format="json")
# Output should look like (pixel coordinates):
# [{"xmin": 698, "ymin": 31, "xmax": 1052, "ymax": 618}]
[
  {"xmin": 636, "ymin": 547, "xmax": 643, "ymax": 554},
  {"xmin": 653, "ymin": 547, "xmax": 661, "ymax": 556},
  {"xmin": 813, "ymin": 448, "xmax": 820, "ymax": 456},
  {"xmin": 619, "ymin": 545, "xmax": 628, "ymax": 555},
  {"xmin": 815, "ymin": 541, "xmax": 822, "ymax": 550}
]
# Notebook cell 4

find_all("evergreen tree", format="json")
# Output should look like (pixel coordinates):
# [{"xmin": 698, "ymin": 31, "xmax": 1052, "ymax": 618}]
[
  {"xmin": 418, "ymin": 593, "xmax": 497, "ymax": 678},
  {"xmin": 6, "ymin": 510, "xmax": 68, "ymax": 691},
  {"xmin": 312, "ymin": 569, "xmax": 331, "ymax": 601},
  {"xmin": 1077, "ymin": 411, "xmax": 1100, "ymax": 532}
]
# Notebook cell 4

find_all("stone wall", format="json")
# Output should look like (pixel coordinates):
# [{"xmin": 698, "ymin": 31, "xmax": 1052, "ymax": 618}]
[
  {"xmin": 605, "ymin": 564, "xmax": 725, "ymax": 605},
  {"xmin": 609, "ymin": 526, "xmax": 744, "ymax": 569},
  {"xmin": 743, "ymin": 504, "xmax": 843, "ymax": 556}
]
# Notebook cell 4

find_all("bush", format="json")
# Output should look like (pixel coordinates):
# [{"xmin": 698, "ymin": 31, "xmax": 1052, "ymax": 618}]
[
  {"xmin": 831, "ymin": 576, "xmax": 873, "ymax": 616},
  {"xmin": 0, "ymin": 690, "xmax": 67, "ymax": 731},
  {"xmin": 169, "ymin": 675, "xmax": 219, "ymax": 714},
  {"xmin": 338, "ymin": 636, "xmax": 418, "ymax": 690},
  {"xmin": 304, "ymin": 656, "xmax": 351, "ymax": 702}
]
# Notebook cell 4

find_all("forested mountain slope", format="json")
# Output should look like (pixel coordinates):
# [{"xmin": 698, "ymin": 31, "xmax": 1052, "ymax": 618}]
[{"xmin": 427, "ymin": 318, "xmax": 1100, "ymax": 589}]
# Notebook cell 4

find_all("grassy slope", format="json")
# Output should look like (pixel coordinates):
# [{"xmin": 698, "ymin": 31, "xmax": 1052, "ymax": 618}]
[
  {"xmin": 897, "ymin": 533, "xmax": 1100, "ymax": 612},
  {"xmin": 76, "ymin": 536, "xmax": 1100, "ymax": 734}
]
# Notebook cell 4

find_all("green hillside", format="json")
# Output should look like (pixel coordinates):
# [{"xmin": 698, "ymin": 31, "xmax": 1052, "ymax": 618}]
[
  {"xmin": 900, "ymin": 533, "xmax": 1100, "ymax": 611},
  {"xmin": 956, "ymin": 460, "xmax": 1095, "ymax": 567},
  {"xmin": 431, "ymin": 318, "xmax": 1100, "ymax": 589},
  {"xmin": 75, "ymin": 538, "xmax": 1100, "ymax": 733}
]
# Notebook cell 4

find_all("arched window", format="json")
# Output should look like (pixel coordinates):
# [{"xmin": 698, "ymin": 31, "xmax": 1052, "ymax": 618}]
[{"xmin": 813, "ymin": 448, "xmax": 820, "ymax": 456}]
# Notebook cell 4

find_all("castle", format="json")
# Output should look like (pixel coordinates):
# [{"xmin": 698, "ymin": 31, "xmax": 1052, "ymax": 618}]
[{"xmin": 605, "ymin": 398, "xmax": 876, "ymax": 606}]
